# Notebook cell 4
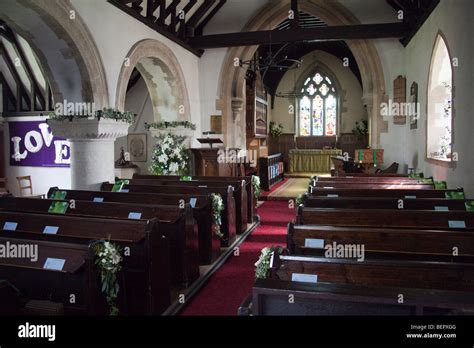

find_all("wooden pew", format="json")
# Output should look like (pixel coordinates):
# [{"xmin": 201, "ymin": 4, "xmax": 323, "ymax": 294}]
[
  {"xmin": 251, "ymin": 278, "xmax": 474, "ymax": 316},
  {"xmin": 0, "ymin": 279, "xmax": 21, "ymax": 315},
  {"xmin": 308, "ymin": 187, "xmax": 464, "ymax": 198},
  {"xmin": 312, "ymin": 183, "xmax": 433, "ymax": 190},
  {"xmin": 270, "ymin": 254, "xmax": 474, "ymax": 292},
  {"xmin": 315, "ymin": 176, "xmax": 422, "ymax": 184},
  {"xmin": 132, "ymin": 174, "xmax": 255, "ymax": 223},
  {"xmin": 46, "ymin": 188, "xmax": 220, "ymax": 264},
  {"xmin": 301, "ymin": 195, "xmax": 469, "ymax": 211},
  {"xmin": 100, "ymin": 183, "xmax": 237, "ymax": 246},
  {"xmin": 287, "ymin": 222, "xmax": 474, "ymax": 261},
  {"xmin": 126, "ymin": 178, "xmax": 249, "ymax": 235},
  {"xmin": 0, "ymin": 237, "xmax": 104, "ymax": 315},
  {"xmin": 0, "ymin": 196, "xmax": 201, "ymax": 278},
  {"xmin": 0, "ymin": 211, "xmax": 171, "ymax": 314},
  {"xmin": 296, "ymin": 207, "xmax": 474, "ymax": 230}
]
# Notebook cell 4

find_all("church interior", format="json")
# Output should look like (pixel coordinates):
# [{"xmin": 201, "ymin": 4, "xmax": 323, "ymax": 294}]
[{"xmin": 1, "ymin": 0, "xmax": 474, "ymax": 338}]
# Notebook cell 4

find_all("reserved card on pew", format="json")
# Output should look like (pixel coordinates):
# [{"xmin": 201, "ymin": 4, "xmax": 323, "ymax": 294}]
[
  {"xmin": 120, "ymin": 189, "xmax": 130, "ymax": 193},
  {"xmin": 323, "ymin": 187, "xmax": 334, "ymax": 189},
  {"xmin": 449, "ymin": 220, "xmax": 466, "ymax": 229},
  {"xmin": 189, "ymin": 198, "xmax": 197, "ymax": 208},
  {"xmin": 43, "ymin": 258, "xmax": 65, "ymax": 271},
  {"xmin": 327, "ymin": 194, "xmax": 339, "ymax": 198},
  {"xmin": 3, "ymin": 222, "xmax": 18, "ymax": 231},
  {"xmin": 291, "ymin": 273, "xmax": 318, "ymax": 284},
  {"xmin": 43, "ymin": 226, "xmax": 59, "ymax": 234},
  {"xmin": 93, "ymin": 197, "xmax": 104, "ymax": 203},
  {"xmin": 434, "ymin": 206, "xmax": 449, "ymax": 211},
  {"xmin": 304, "ymin": 238, "xmax": 325, "ymax": 248},
  {"xmin": 405, "ymin": 195, "xmax": 417, "ymax": 199},
  {"xmin": 128, "ymin": 212, "xmax": 142, "ymax": 220}
]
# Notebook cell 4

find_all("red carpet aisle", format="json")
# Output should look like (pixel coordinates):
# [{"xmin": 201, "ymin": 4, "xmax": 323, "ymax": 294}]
[{"xmin": 180, "ymin": 201, "xmax": 294, "ymax": 316}]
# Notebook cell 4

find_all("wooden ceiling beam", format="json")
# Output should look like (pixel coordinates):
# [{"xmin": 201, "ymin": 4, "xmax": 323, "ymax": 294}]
[
  {"xmin": 188, "ymin": 23, "xmax": 410, "ymax": 49},
  {"xmin": 187, "ymin": 0, "xmax": 215, "ymax": 29},
  {"xmin": 193, "ymin": 0, "xmax": 226, "ymax": 36}
]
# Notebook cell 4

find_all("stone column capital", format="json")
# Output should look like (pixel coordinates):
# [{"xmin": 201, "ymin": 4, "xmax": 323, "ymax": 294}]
[
  {"xmin": 48, "ymin": 118, "xmax": 129, "ymax": 141},
  {"xmin": 231, "ymin": 98, "xmax": 244, "ymax": 111}
]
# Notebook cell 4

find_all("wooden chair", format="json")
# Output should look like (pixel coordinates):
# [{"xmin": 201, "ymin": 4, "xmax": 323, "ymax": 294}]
[{"xmin": 16, "ymin": 176, "xmax": 34, "ymax": 197}]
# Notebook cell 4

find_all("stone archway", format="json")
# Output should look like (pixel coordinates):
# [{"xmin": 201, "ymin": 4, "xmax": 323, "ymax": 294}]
[
  {"xmin": 115, "ymin": 39, "xmax": 191, "ymax": 122},
  {"xmin": 217, "ymin": 0, "xmax": 387, "ymax": 148},
  {"xmin": 0, "ymin": 0, "xmax": 109, "ymax": 108}
]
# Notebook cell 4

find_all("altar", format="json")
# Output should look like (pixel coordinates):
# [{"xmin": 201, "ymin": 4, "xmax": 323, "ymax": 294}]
[{"xmin": 289, "ymin": 149, "xmax": 342, "ymax": 173}]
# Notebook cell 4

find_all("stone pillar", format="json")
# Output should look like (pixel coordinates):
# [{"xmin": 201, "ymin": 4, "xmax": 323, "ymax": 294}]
[
  {"xmin": 231, "ymin": 98, "xmax": 244, "ymax": 149},
  {"xmin": 362, "ymin": 93, "xmax": 376, "ymax": 148},
  {"xmin": 49, "ymin": 119, "xmax": 129, "ymax": 190}
]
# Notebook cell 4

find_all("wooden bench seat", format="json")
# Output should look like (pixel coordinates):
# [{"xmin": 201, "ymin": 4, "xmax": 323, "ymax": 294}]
[
  {"xmin": 301, "ymin": 195, "xmax": 470, "ymax": 211},
  {"xmin": 312, "ymin": 183, "xmax": 433, "ymax": 190},
  {"xmin": 0, "ymin": 211, "xmax": 171, "ymax": 314},
  {"xmin": 100, "ymin": 182, "xmax": 237, "ymax": 246},
  {"xmin": 250, "ymin": 278, "xmax": 474, "ymax": 316},
  {"xmin": 270, "ymin": 254, "xmax": 474, "ymax": 292},
  {"xmin": 308, "ymin": 187, "xmax": 464, "ymax": 198},
  {"xmin": 287, "ymin": 222, "xmax": 474, "ymax": 261},
  {"xmin": 296, "ymin": 207, "xmax": 474, "ymax": 230},
  {"xmin": 0, "ymin": 237, "xmax": 104, "ymax": 315},
  {"xmin": 126, "ymin": 178, "xmax": 248, "ymax": 235},
  {"xmin": 46, "ymin": 188, "xmax": 220, "ymax": 264},
  {"xmin": 0, "ymin": 195, "xmax": 201, "ymax": 279},
  {"xmin": 132, "ymin": 174, "xmax": 255, "ymax": 223},
  {"xmin": 316, "ymin": 176, "xmax": 423, "ymax": 184}
]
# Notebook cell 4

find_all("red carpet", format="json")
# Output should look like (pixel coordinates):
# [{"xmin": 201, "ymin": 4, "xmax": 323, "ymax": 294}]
[{"xmin": 180, "ymin": 201, "xmax": 294, "ymax": 316}]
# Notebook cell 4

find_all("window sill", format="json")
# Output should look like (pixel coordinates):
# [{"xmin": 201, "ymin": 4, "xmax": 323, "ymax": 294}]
[{"xmin": 425, "ymin": 157, "xmax": 456, "ymax": 168}]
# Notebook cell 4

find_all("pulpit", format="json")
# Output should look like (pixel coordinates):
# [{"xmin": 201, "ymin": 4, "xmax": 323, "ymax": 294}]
[{"xmin": 190, "ymin": 148, "xmax": 240, "ymax": 177}]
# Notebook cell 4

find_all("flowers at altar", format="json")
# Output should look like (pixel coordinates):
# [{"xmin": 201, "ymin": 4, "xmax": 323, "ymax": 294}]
[{"xmin": 150, "ymin": 133, "xmax": 189, "ymax": 175}]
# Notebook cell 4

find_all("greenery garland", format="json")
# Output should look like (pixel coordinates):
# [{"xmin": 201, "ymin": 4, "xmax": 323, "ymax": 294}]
[
  {"xmin": 251, "ymin": 175, "xmax": 261, "ymax": 200},
  {"xmin": 145, "ymin": 121, "xmax": 196, "ymax": 131},
  {"xmin": 296, "ymin": 194, "xmax": 304, "ymax": 207},
  {"xmin": 211, "ymin": 193, "xmax": 224, "ymax": 239},
  {"xmin": 92, "ymin": 240, "xmax": 123, "ymax": 315},
  {"xmin": 254, "ymin": 246, "xmax": 284, "ymax": 280},
  {"xmin": 48, "ymin": 108, "xmax": 135, "ymax": 124}
]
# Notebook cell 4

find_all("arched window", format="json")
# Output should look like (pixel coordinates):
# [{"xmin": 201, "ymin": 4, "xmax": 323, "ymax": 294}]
[
  {"xmin": 298, "ymin": 71, "xmax": 338, "ymax": 136},
  {"xmin": 427, "ymin": 34, "xmax": 453, "ymax": 162}
]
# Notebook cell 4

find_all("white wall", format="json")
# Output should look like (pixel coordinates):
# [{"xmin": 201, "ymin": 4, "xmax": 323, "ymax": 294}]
[
  {"xmin": 377, "ymin": 0, "xmax": 474, "ymax": 194},
  {"xmin": 271, "ymin": 50, "xmax": 366, "ymax": 135},
  {"xmin": 3, "ymin": 117, "xmax": 71, "ymax": 196},
  {"xmin": 70, "ymin": 0, "xmax": 203, "ymax": 131}
]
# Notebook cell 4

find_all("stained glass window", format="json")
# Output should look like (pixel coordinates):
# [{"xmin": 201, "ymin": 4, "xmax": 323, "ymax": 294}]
[{"xmin": 299, "ymin": 71, "xmax": 338, "ymax": 136}]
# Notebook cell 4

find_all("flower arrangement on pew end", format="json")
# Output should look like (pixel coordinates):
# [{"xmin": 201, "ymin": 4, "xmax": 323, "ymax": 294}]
[
  {"xmin": 251, "ymin": 175, "xmax": 261, "ymax": 201},
  {"xmin": 211, "ymin": 193, "xmax": 225, "ymax": 239},
  {"xmin": 92, "ymin": 240, "xmax": 123, "ymax": 316},
  {"xmin": 255, "ymin": 246, "xmax": 285, "ymax": 280},
  {"xmin": 150, "ymin": 133, "xmax": 189, "ymax": 175}
]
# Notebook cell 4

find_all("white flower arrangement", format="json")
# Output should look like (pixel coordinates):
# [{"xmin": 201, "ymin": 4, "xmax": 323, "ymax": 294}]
[
  {"xmin": 251, "ymin": 175, "xmax": 261, "ymax": 200},
  {"xmin": 93, "ymin": 240, "xmax": 123, "ymax": 315},
  {"xmin": 255, "ymin": 246, "xmax": 284, "ymax": 280},
  {"xmin": 211, "ymin": 193, "xmax": 225, "ymax": 239},
  {"xmin": 150, "ymin": 133, "xmax": 189, "ymax": 175}
]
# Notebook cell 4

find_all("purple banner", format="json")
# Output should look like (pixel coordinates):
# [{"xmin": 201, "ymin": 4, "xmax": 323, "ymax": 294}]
[{"xmin": 9, "ymin": 121, "xmax": 70, "ymax": 167}]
